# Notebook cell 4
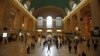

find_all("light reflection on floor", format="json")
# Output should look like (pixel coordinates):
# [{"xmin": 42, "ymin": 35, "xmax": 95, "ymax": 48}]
[
  {"xmin": 42, "ymin": 45, "xmax": 58, "ymax": 56},
  {"xmin": 0, "ymin": 41, "xmax": 100, "ymax": 56}
]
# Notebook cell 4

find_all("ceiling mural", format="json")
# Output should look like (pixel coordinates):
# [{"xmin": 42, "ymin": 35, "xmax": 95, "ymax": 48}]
[
  {"xmin": 21, "ymin": 0, "xmax": 80, "ymax": 18},
  {"xmin": 29, "ymin": 0, "xmax": 70, "ymax": 10}
]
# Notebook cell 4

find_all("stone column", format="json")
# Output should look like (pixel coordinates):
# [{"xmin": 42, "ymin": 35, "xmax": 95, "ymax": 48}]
[
  {"xmin": 77, "ymin": 11, "xmax": 83, "ymax": 37},
  {"xmin": 53, "ymin": 19, "xmax": 56, "ymax": 33},
  {"xmin": 66, "ymin": 18, "xmax": 71, "ymax": 33},
  {"xmin": 32, "ymin": 19, "xmax": 36, "ymax": 35},
  {"xmin": 24, "ymin": 16, "xmax": 29, "ymax": 31},
  {"xmin": 70, "ymin": 16, "xmax": 75, "ymax": 33},
  {"xmin": 77, "ymin": 11, "xmax": 81, "ymax": 31},
  {"xmin": 62, "ymin": 19, "xmax": 67, "ymax": 33},
  {"xmin": 43, "ymin": 19, "xmax": 46, "ymax": 34},
  {"xmin": 27, "ymin": 19, "xmax": 34, "ymax": 32},
  {"xmin": 90, "ymin": 0, "xmax": 100, "ymax": 30},
  {"xmin": 0, "ymin": 0, "xmax": 7, "ymax": 35},
  {"xmin": 14, "ymin": 11, "xmax": 24, "ymax": 32}
]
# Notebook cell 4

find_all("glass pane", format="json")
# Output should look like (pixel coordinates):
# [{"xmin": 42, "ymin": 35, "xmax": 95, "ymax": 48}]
[
  {"xmin": 46, "ymin": 16, "xmax": 53, "ymax": 28},
  {"xmin": 37, "ymin": 16, "xmax": 43, "ymax": 28},
  {"xmin": 56, "ymin": 17, "xmax": 62, "ymax": 28}
]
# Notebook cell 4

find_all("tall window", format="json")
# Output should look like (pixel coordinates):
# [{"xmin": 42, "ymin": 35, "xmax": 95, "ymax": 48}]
[
  {"xmin": 37, "ymin": 16, "xmax": 43, "ymax": 28},
  {"xmin": 56, "ymin": 17, "xmax": 62, "ymax": 28},
  {"xmin": 46, "ymin": 16, "xmax": 53, "ymax": 28}
]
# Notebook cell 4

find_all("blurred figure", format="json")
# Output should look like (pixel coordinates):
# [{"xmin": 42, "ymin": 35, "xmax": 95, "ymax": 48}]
[
  {"xmin": 5, "ymin": 39, "xmax": 7, "ymax": 44},
  {"xmin": 43, "ymin": 40, "xmax": 47, "ymax": 47},
  {"xmin": 0, "ymin": 36, "xmax": 3, "ymax": 42},
  {"xmin": 21, "ymin": 35, "xmax": 23, "ymax": 41},
  {"xmin": 31, "ymin": 42, "xmax": 35, "ymax": 49},
  {"xmin": 68, "ymin": 44, "xmax": 72, "ymax": 54},
  {"xmin": 27, "ymin": 45, "xmax": 30, "ymax": 54},
  {"xmin": 74, "ymin": 44, "xmax": 77, "ymax": 53},
  {"xmin": 92, "ymin": 39, "xmax": 95, "ymax": 44},
  {"xmin": 87, "ymin": 40, "xmax": 90, "ymax": 49},
  {"xmin": 94, "ymin": 43, "xmax": 97, "ymax": 50},
  {"xmin": 47, "ymin": 41, "xmax": 51, "ymax": 53},
  {"xmin": 82, "ymin": 52, "xmax": 86, "ymax": 56},
  {"xmin": 79, "ymin": 54, "xmax": 81, "ymax": 56},
  {"xmin": 55, "ymin": 39, "xmax": 59, "ymax": 49}
]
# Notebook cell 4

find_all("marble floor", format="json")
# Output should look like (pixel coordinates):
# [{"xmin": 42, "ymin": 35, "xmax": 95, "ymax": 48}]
[{"xmin": 0, "ymin": 40, "xmax": 100, "ymax": 56}]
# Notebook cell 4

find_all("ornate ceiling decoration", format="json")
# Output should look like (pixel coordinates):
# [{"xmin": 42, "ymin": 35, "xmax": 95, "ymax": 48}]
[{"xmin": 22, "ymin": 0, "xmax": 80, "ymax": 18}]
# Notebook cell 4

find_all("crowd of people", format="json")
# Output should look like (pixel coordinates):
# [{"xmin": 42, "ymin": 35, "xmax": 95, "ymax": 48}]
[
  {"xmin": 36, "ymin": 34, "xmax": 99, "ymax": 56},
  {"xmin": 0, "ymin": 34, "xmax": 99, "ymax": 56}
]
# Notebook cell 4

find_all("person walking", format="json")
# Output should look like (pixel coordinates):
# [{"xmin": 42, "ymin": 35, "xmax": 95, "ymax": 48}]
[
  {"xmin": 68, "ymin": 44, "xmax": 72, "ymax": 54},
  {"xmin": 47, "ymin": 41, "xmax": 51, "ymax": 53},
  {"xmin": 82, "ymin": 52, "xmax": 86, "ymax": 56},
  {"xmin": 27, "ymin": 45, "xmax": 30, "ymax": 54},
  {"xmin": 74, "ymin": 44, "xmax": 77, "ymax": 53},
  {"xmin": 87, "ymin": 41, "xmax": 90, "ymax": 49},
  {"xmin": 94, "ymin": 43, "xmax": 97, "ymax": 50},
  {"xmin": 55, "ymin": 39, "xmax": 59, "ymax": 49},
  {"xmin": 31, "ymin": 43, "xmax": 35, "ymax": 49}
]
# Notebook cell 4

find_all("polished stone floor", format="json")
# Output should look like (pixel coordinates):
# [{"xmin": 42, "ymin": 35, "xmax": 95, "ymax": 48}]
[{"xmin": 0, "ymin": 39, "xmax": 100, "ymax": 56}]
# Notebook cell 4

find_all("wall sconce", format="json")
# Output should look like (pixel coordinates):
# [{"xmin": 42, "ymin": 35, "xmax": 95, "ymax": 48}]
[
  {"xmin": 19, "ymin": 32, "xmax": 22, "ymax": 36},
  {"xmin": 2, "ymin": 32, "xmax": 8, "ymax": 38},
  {"xmin": 22, "ymin": 23, "xmax": 24, "ymax": 28},
  {"xmin": 75, "ymin": 27, "xmax": 79, "ymax": 31}
]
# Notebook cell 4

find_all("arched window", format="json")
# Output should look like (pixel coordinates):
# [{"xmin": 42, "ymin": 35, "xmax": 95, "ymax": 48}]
[
  {"xmin": 46, "ymin": 16, "xmax": 53, "ymax": 28},
  {"xmin": 37, "ymin": 16, "xmax": 43, "ymax": 28},
  {"xmin": 56, "ymin": 17, "xmax": 62, "ymax": 28}
]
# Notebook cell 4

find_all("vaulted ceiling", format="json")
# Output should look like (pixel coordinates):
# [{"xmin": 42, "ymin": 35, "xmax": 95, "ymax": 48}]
[
  {"xmin": 29, "ymin": 0, "xmax": 70, "ymax": 10},
  {"xmin": 22, "ymin": 0, "xmax": 80, "ymax": 18},
  {"xmin": 32, "ymin": 6, "xmax": 66, "ymax": 18},
  {"xmin": 29, "ymin": 0, "xmax": 80, "ymax": 10}
]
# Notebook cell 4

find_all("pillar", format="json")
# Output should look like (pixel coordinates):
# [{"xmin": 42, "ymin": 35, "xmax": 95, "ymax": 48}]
[
  {"xmin": 90, "ymin": 0, "xmax": 100, "ymax": 30},
  {"xmin": 0, "ymin": 0, "xmax": 8, "ymax": 35},
  {"xmin": 14, "ymin": 11, "xmax": 24, "ymax": 32}
]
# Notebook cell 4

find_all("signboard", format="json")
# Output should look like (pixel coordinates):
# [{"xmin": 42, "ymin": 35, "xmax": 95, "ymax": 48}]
[{"xmin": 3, "ymin": 32, "xmax": 8, "ymax": 38}]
